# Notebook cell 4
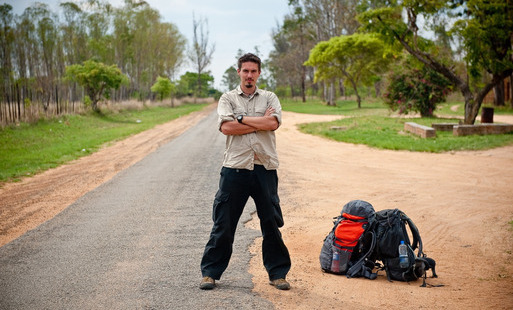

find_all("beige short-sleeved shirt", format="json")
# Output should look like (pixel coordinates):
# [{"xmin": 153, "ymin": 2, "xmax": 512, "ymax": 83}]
[{"xmin": 217, "ymin": 85, "xmax": 282, "ymax": 170}]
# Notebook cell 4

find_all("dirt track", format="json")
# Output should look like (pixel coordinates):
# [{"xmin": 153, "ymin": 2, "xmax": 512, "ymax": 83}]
[
  {"xmin": 1, "ymin": 104, "xmax": 512, "ymax": 309},
  {"xmin": 250, "ymin": 112, "xmax": 513, "ymax": 309}
]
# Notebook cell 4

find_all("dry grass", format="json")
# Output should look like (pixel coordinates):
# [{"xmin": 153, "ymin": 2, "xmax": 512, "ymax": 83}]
[{"xmin": 0, "ymin": 97, "xmax": 216, "ymax": 127}]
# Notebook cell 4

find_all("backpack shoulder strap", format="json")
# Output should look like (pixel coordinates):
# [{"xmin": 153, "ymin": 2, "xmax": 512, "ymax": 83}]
[
  {"xmin": 346, "ymin": 231, "xmax": 377, "ymax": 279},
  {"xmin": 400, "ymin": 211, "xmax": 423, "ymax": 256}
]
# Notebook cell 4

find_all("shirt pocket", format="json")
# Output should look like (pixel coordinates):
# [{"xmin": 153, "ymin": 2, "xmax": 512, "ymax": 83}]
[
  {"xmin": 233, "ymin": 107, "xmax": 245, "ymax": 116},
  {"xmin": 255, "ymin": 104, "xmax": 267, "ymax": 116}
]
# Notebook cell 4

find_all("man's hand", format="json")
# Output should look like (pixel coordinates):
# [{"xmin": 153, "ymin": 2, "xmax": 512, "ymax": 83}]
[{"xmin": 264, "ymin": 107, "xmax": 275, "ymax": 116}]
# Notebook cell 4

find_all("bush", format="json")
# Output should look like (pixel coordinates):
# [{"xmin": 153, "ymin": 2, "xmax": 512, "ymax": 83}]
[{"xmin": 384, "ymin": 66, "xmax": 452, "ymax": 117}]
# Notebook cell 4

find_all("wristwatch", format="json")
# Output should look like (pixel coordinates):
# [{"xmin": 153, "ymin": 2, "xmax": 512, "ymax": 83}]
[{"xmin": 237, "ymin": 115, "xmax": 244, "ymax": 123}]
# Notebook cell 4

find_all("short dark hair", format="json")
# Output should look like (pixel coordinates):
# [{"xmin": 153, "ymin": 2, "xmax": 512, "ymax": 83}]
[{"xmin": 237, "ymin": 53, "xmax": 261, "ymax": 71}]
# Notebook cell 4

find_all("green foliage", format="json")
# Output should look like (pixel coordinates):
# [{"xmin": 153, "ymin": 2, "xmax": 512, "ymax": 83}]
[
  {"xmin": 2, "ymin": 1, "xmax": 188, "ymax": 125},
  {"xmin": 384, "ymin": 62, "xmax": 453, "ymax": 117},
  {"xmin": 83, "ymin": 95, "xmax": 92, "ymax": 107},
  {"xmin": 208, "ymin": 88, "xmax": 223, "ymax": 101},
  {"xmin": 65, "ymin": 59, "xmax": 128, "ymax": 111},
  {"xmin": 0, "ymin": 104, "xmax": 207, "ymax": 183},
  {"xmin": 304, "ymin": 33, "xmax": 394, "ymax": 106},
  {"xmin": 452, "ymin": 0, "xmax": 513, "ymax": 80},
  {"xmin": 357, "ymin": 0, "xmax": 513, "ymax": 124},
  {"xmin": 221, "ymin": 66, "xmax": 239, "ymax": 91},
  {"xmin": 151, "ymin": 76, "xmax": 174, "ymax": 100},
  {"xmin": 176, "ymin": 71, "xmax": 214, "ymax": 98}
]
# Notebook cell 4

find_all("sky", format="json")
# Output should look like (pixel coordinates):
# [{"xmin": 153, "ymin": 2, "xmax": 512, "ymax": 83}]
[{"xmin": 5, "ymin": 0, "xmax": 292, "ymax": 91}]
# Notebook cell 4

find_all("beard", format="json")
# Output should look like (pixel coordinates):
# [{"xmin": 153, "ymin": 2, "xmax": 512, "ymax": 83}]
[{"xmin": 244, "ymin": 80, "xmax": 255, "ymax": 89}]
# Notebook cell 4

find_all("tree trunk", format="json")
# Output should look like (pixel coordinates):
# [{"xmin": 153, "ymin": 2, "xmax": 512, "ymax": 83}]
[
  {"xmin": 197, "ymin": 72, "xmax": 201, "ymax": 100},
  {"xmin": 326, "ymin": 82, "xmax": 335, "ymax": 106},
  {"xmin": 16, "ymin": 83, "xmax": 21, "ymax": 121},
  {"xmin": 462, "ymin": 85, "xmax": 478, "ymax": 125},
  {"xmin": 374, "ymin": 80, "xmax": 382, "ymax": 97},
  {"xmin": 301, "ymin": 65, "xmax": 306, "ymax": 103},
  {"xmin": 494, "ymin": 80, "xmax": 505, "ymax": 106},
  {"xmin": 338, "ymin": 79, "xmax": 345, "ymax": 99},
  {"xmin": 347, "ymin": 77, "xmax": 361, "ymax": 108},
  {"xmin": 510, "ymin": 74, "xmax": 513, "ymax": 108},
  {"xmin": 322, "ymin": 82, "xmax": 327, "ymax": 102}
]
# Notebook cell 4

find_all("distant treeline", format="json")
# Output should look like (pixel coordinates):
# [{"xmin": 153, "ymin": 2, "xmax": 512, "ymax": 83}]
[{"xmin": 0, "ymin": 1, "xmax": 186, "ymax": 125}]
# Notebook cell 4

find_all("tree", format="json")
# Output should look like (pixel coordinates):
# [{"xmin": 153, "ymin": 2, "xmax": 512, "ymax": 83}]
[
  {"xmin": 0, "ymin": 4, "xmax": 14, "ymax": 121},
  {"xmin": 112, "ymin": 2, "xmax": 186, "ymax": 101},
  {"xmin": 65, "ymin": 59, "xmax": 128, "ymax": 111},
  {"xmin": 60, "ymin": 2, "xmax": 88, "ymax": 66},
  {"xmin": 302, "ymin": 0, "xmax": 361, "ymax": 103},
  {"xmin": 221, "ymin": 66, "xmax": 239, "ymax": 91},
  {"xmin": 302, "ymin": 0, "xmax": 360, "ymax": 40},
  {"xmin": 151, "ymin": 76, "xmax": 173, "ymax": 101},
  {"xmin": 176, "ymin": 71, "xmax": 214, "ymax": 98},
  {"xmin": 275, "ymin": 1, "xmax": 317, "ymax": 101},
  {"xmin": 188, "ymin": 14, "xmax": 215, "ymax": 98},
  {"xmin": 358, "ymin": 0, "xmax": 513, "ymax": 124},
  {"xmin": 22, "ymin": 3, "xmax": 60, "ymax": 112},
  {"xmin": 304, "ymin": 33, "xmax": 392, "ymax": 107}
]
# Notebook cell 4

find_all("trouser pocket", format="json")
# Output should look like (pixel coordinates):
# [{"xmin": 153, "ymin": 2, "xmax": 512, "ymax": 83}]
[{"xmin": 272, "ymin": 195, "xmax": 284, "ymax": 227}]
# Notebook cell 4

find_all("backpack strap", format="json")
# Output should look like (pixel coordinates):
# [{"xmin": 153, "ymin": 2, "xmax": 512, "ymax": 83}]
[
  {"xmin": 346, "ymin": 231, "xmax": 377, "ymax": 279},
  {"xmin": 400, "ymin": 211, "xmax": 423, "ymax": 256}
]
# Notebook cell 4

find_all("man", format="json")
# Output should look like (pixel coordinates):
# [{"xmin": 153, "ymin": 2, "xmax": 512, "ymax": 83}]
[{"xmin": 199, "ymin": 53, "xmax": 291, "ymax": 290}]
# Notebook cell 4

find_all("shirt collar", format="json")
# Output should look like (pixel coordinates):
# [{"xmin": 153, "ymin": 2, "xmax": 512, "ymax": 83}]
[{"xmin": 237, "ymin": 85, "xmax": 260, "ymax": 97}]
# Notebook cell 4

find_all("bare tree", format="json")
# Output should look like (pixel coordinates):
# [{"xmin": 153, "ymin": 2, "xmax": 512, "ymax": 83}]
[
  {"xmin": 188, "ymin": 13, "xmax": 215, "ymax": 98},
  {"xmin": 301, "ymin": 0, "xmax": 360, "ymax": 105}
]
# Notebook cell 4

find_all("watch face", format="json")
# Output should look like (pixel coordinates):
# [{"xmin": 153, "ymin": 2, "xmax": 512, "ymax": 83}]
[{"xmin": 237, "ymin": 115, "xmax": 243, "ymax": 122}]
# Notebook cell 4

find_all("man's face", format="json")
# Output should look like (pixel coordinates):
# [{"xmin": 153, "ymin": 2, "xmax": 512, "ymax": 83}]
[{"xmin": 237, "ymin": 62, "xmax": 260, "ymax": 90}]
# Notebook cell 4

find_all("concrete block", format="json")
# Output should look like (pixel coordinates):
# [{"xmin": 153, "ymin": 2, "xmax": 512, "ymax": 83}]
[
  {"xmin": 432, "ymin": 123, "xmax": 458, "ymax": 132},
  {"xmin": 404, "ymin": 122, "xmax": 436, "ymax": 138},
  {"xmin": 453, "ymin": 124, "xmax": 513, "ymax": 136}
]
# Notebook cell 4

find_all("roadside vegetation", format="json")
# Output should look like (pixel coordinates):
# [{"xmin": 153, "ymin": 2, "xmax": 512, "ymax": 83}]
[
  {"xmin": 2, "ymin": 1, "xmax": 512, "ymax": 183},
  {"xmin": 3, "ymin": 96, "xmax": 513, "ymax": 185},
  {"xmin": 282, "ymin": 98, "xmax": 513, "ymax": 153},
  {"xmin": 0, "ymin": 104, "xmax": 206, "ymax": 184}
]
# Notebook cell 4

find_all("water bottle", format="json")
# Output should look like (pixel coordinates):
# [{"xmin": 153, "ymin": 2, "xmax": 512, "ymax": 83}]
[
  {"xmin": 331, "ymin": 248, "xmax": 340, "ymax": 273},
  {"xmin": 398, "ymin": 240, "xmax": 409, "ymax": 268}
]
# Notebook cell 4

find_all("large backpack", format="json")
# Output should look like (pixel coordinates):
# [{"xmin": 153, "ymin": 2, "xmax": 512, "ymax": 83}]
[
  {"xmin": 320, "ymin": 204, "xmax": 437, "ymax": 285},
  {"xmin": 319, "ymin": 200, "xmax": 377, "ymax": 279},
  {"xmin": 372, "ymin": 208, "xmax": 432, "ymax": 284}
]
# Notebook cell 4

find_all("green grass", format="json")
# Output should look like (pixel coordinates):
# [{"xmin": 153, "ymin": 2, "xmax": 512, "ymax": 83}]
[
  {"xmin": 282, "ymin": 98, "xmax": 389, "ymax": 116},
  {"xmin": 0, "ymin": 104, "xmax": 206, "ymax": 183},
  {"xmin": 282, "ymin": 98, "xmax": 513, "ymax": 153},
  {"xmin": 299, "ymin": 116, "xmax": 513, "ymax": 152},
  {"xmin": 3, "ymin": 98, "xmax": 513, "ymax": 183}
]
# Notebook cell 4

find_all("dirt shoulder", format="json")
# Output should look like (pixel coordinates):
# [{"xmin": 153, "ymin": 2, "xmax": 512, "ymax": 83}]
[
  {"xmin": 1, "ymin": 106, "xmax": 512, "ymax": 309},
  {"xmin": 248, "ymin": 112, "xmax": 513, "ymax": 309}
]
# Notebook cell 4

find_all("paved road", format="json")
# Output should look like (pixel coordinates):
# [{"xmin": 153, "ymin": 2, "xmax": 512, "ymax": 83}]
[{"xmin": 0, "ymin": 110, "xmax": 274, "ymax": 309}]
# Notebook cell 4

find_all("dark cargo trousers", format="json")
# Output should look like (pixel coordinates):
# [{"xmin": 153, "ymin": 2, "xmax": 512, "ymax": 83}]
[{"xmin": 200, "ymin": 165, "xmax": 291, "ymax": 281}]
